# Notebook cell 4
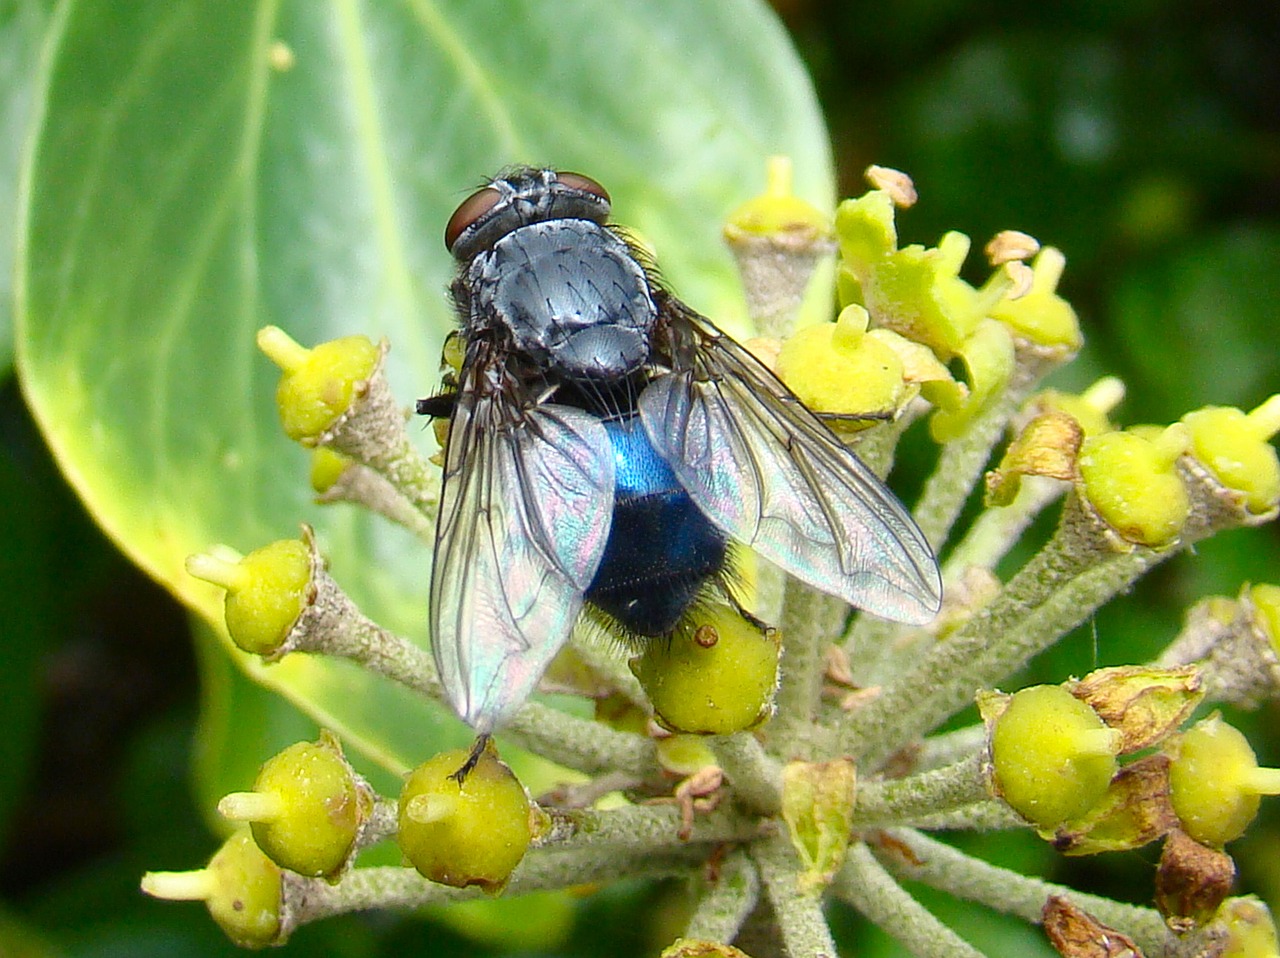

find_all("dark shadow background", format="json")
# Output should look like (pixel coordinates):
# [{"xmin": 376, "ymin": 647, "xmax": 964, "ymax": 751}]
[{"xmin": 2, "ymin": 1, "xmax": 1277, "ymax": 955}]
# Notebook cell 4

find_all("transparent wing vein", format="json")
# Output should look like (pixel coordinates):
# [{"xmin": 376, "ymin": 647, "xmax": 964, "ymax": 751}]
[
  {"xmin": 430, "ymin": 392, "xmax": 614, "ymax": 731},
  {"xmin": 640, "ymin": 314, "xmax": 941, "ymax": 624}
]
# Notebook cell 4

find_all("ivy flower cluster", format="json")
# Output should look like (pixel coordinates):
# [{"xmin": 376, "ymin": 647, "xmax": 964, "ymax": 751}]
[{"xmin": 143, "ymin": 160, "xmax": 1280, "ymax": 958}]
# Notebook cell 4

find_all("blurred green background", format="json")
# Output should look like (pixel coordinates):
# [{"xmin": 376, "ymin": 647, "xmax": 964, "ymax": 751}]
[{"xmin": 2, "ymin": 1, "xmax": 1277, "ymax": 956}]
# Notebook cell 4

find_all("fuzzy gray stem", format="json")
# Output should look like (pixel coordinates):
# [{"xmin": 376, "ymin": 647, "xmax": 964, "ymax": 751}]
[
  {"xmin": 911, "ymin": 369, "xmax": 1037, "ymax": 553},
  {"xmin": 942, "ymin": 475, "xmax": 1066, "ymax": 581},
  {"xmin": 841, "ymin": 496, "xmax": 1165, "ymax": 768},
  {"xmin": 872, "ymin": 829, "xmax": 1173, "ymax": 956},
  {"xmin": 773, "ymin": 582, "xmax": 847, "ymax": 758},
  {"xmin": 752, "ymin": 833, "xmax": 839, "ymax": 958},
  {"xmin": 284, "ymin": 846, "xmax": 706, "ymax": 935},
  {"xmin": 833, "ymin": 842, "xmax": 988, "ymax": 958},
  {"xmin": 504, "ymin": 701, "xmax": 657, "ymax": 779},
  {"xmin": 889, "ymin": 800, "xmax": 1027, "ymax": 832},
  {"xmin": 853, "ymin": 754, "xmax": 988, "ymax": 827},
  {"xmin": 541, "ymin": 802, "xmax": 761, "ymax": 850},
  {"xmin": 316, "ymin": 462, "xmax": 436, "ymax": 542},
  {"xmin": 684, "ymin": 848, "xmax": 761, "ymax": 944},
  {"xmin": 713, "ymin": 733, "xmax": 783, "ymax": 816},
  {"xmin": 315, "ymin": 346, "xmax": 439, "ymax": 517},
  {"xmin": 914, "ymin": 725, "xmax": 987, "ymax": 771}
]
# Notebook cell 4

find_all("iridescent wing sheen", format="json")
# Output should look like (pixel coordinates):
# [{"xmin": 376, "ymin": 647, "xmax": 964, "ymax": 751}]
[
  {"xmin": 638, "ymin": 307, "xmax": 942, "ymax": 625},
  {"xmin": 430, "ymin": 378, "xmax": 615, "ymax": 732}
]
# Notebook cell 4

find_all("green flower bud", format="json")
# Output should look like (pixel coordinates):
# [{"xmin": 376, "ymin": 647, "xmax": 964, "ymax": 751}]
[
  {"xmin": 988, "ymin": 247, "xmax": 1082, "ymax": 352},
  {"xmin": 631, "ymin": 605, "xmax": 781, "ymax": 735},
  {"xmin": 1168, "ymin": 714, "xmax": 1280, "ymax": 847},
  {"xmin": 985, "ymin": 685, "xmax": 1120, "ymax": 829},
  {"xmin": 140, "ymin": 829, "xmax": 283, "ymax": 948},
  {"xmin": 1031, "ymin": 377, "xmax": 1125, "ymax": 440},
  {"xmin": 397, "ymin": 742, "xmax": 533, "ymax": 893},
  {"xmin": 258, "ymin": 326, "xmax": 380, "ymax": 441},
  {"xmin": 1078, "ymin": 426, "xmax": 1191, "ymax": 547},
  {"xmin": 187, "ymin": 539, "xmax": 312, "ymax": 655},
  {"xmin": 309, "ymin": 447, "xmax": 352, "ymax": 494},
  {"xmin": 655, "ymin": 734, "xmax": 720, "ymax": 778},
  {"xmin": 1215, "ymin": 897, "xmax": 1280, "ymax": 958},
  {"xmin": 723, "ymin": 156, "xmax": 832, "ymax": 242},
  {"xmin": 1249, "ymin": 584, "xmax": 1280, "ymax": 657},
  {"xmin": 1048, "ymin": 754, "xmax": 1176, "ymax": 856},
  {"xmin": 219, "ymin": 732, "xmax": 371, "ymax": 879},
  {"xmin": 775, "ymin": 306, "xmax": 906, "ymax": 421},
  {"xmin": 1182, "ymin": 398, "xmax": 1280, "ymax": 515}
]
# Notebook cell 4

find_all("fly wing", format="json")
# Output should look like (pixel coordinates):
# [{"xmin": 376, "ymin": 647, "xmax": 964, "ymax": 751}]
[
  {"xmin": 431, "ymin": 380, "xmax": 614, "ymax": 732},
  {"xmin": 639, "ymin": 310, "xmax": 941, "ymax": 625}
]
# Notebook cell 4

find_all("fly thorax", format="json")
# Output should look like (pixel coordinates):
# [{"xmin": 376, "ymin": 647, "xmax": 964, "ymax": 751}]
[{"xmin": 471, "ymin": 219, "xmax": 656, "ymax": 381}]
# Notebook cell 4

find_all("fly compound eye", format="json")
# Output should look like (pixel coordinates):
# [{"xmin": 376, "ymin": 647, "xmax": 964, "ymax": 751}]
[
  {"xmin": 555, "ymin": 171, "xmax": 611, "ymax": 206},
  {"xmin": 445, "ymin": 186, "xmax": 502, "ymax": 253}
]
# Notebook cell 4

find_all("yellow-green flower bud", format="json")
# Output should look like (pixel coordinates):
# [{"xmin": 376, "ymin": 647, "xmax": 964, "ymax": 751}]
[
  {"xmin": 258, "ymin": 326, "xmax": 379, "ymax": 441},
  {"xmin": 1168, "ymin": 714, "xmax": 1280, "ymax": 847},
  {"xmin": 309, "ymin": 447, "xmax": 352, "ymax": 494},
  {"xmin": 630, "ymin": 605, "xmax": 780, "ymax": 735},
  {"xmin": 1249, "ymin": 584, "xmax": 1280, "ymax": 656},
  {"xmin": 655, "ymin": 734, "xmax": 720, "ymax": 778},
  {"xmin": 724, "ymin": 156, "xmax": 831, "ymax": 243},
  {"xmin": 187, "ymin": 539, "xmax": 312, "ymax": 655},
  {"xmin": 985, "ymin": 685, "xmax": 1120, "ymax": 829},
  {"xmin": 140, "ymin": 829, "xmax": 283, "ymax": 948},
  {"xmin": 397, "ymin": 741, "xmax": 532, "ymax": 893},
  {"xmin": 775, "ymin": 306, "xmax": 906, "ymax": 420},
  {"xmin": 988, "ymin": 247, "xmax": 1082, "ymax": 352},
  {"xmin": 1032, "ymin": 377, "xmax": 1125, "ymax": 440},
  {"xmin": 1215, "ymin": 896, "xmax": 1280, "ymax": 958},
  {"xmin": 1078, "ymin": 426, "xmax": 1191, "ymax": 547},
  {"xmin": 1182, "ymin": 398, "xmax": 1280, "ymax": 515},
  {"xmin": 219, "ymin": 732, "xmax": 371, "ymax": 879}
]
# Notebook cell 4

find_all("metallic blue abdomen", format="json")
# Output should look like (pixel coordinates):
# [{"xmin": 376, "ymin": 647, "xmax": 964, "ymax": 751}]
[{"xmin": 586, "ymin": 416, "xmax": 728, "ymax": 636}]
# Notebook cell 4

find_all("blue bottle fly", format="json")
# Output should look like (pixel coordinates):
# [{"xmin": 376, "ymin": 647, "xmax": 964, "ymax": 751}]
[{"xmin": 419, "ymin": 167, "xmax": 942, "ymax": 736}]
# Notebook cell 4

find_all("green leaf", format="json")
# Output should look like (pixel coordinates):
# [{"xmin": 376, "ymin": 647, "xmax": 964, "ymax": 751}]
[
  {"xmin": 0, "ymin": 0, "xmax": 53, "ymax": 375},
  {"xmin": 1108, "ymin": 226, "xmax": 1280, "ymax": 421},
  {"xmin": 15, "ymin": 0, "xmax": 831, "ymax": 783}
]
